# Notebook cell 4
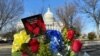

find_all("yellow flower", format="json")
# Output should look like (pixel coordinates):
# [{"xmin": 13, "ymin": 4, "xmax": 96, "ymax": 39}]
[
  {"xmin": 12, "ymin": 30, "xmax": 30, "ymax": 53},
  {"xmin": 62, "ymin": 27, "xmax": 67, "ymax": 42}
]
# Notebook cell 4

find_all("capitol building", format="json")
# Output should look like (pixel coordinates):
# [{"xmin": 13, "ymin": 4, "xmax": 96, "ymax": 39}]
[
  {"xmin": 17, "ymin": 8, "xmax": 64, "ymax": 32},
  {"xmin": 43, "ymin": 8, "xmax": 64, "ymax": 32}
]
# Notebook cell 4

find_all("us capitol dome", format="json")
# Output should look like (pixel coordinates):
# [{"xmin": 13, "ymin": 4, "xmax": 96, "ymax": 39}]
[
  {"xmin": 16, "ymin": 8, "xmax": 64, "ymax": 32},
  {"xmin": 43, "ymin": 8, "xmax": 64, "ymax": 32}
]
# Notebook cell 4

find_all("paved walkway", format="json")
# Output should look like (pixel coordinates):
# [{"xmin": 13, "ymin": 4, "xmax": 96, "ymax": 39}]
[
  {"xmin": 83, "ymin": 41, "xmax": 100, "ymax": 46},
  {"xmin": 0, "ymin": 44, "xmax": 11, "ymax": 49},
  {"xmin": 0, "ymin": 43, "xmax": 11, "ymax": 56},
  {"xmin": 78, "ymin": 40, "xmax": 100, "ymax": 56},
  {"xmin": 80, "ymin": 45, "xmax": 100, "ymax": 56},
  {"xmin": 0, "ymin": 41, "xmax": 100, "ymax": 56}
]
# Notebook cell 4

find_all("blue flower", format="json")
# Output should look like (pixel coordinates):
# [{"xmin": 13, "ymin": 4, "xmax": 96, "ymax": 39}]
[{"xmin": 46, "ymin": 30, "xmax": 63, "ymax": 53}]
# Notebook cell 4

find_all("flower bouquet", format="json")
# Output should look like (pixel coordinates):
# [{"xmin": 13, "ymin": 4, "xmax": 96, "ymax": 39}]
[{"xmin": 12, "ymin": 14, "xmax": 82, "ymax": 56}]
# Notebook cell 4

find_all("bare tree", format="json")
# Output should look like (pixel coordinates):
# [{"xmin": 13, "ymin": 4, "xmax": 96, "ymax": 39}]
[
  {"xmin": 78, "ymin": 0, "xmax": 100, "ymax": 38},
  {"xmin": 0, "ymin": 0, "xmax": 24, "ymax": 31},
  {"xmin": 56, "ymin": 3, "xmax": 77, "ymax": 28},
  {"xmin": 72, "ymin": 16, "xmax": 84, "ymax": 34}
]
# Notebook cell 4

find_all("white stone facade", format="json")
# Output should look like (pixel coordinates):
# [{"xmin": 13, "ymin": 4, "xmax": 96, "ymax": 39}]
[
  {"xmin": 16, "ymin": 21, "xmax": 24, "ymax": 29},
  {"xmin": 16, "ymin": 8, "xmax": 64, "ymax": 32},
  {"xmin": 43, "ymin": 8, "xmax": 64, "ymax": 32}
]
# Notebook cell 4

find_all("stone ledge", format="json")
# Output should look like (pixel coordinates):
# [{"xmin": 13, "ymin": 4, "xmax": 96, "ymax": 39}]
[{"xmin": 83, "ymin": 41, "xmax": 100, "ymax": 46}]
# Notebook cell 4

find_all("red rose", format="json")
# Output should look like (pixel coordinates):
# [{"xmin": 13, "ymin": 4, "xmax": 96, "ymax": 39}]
[
  {"xmin": 40, "ymin": 23, "xmax": 46, "ymax": 32},
  {"xmin": 31, "ymin": 23, "xmax": 37, "ymax": 29},
  {"xmin": 32, "ymin": 19, "xmax": 42, "ymax": 28},
  {"xmin": 30, "ymin": 45, "xmax": 39, "ymax": 53},
  {"xmin": 22, "ymin": 51, "xmax": 28, "ymax": 56},
  {"xmin": 25, "ymin": 21, "xmax": 33, "ymax": 32},
  {"xmin": 28, "ymin": 38, "xmax": 39, "ymax": 53},
  {"xmin": 67, "ymin": 29, "xmax": 75, "ymax": 41},
  {"xmin": 32, "ymin": 27, "xmax": 40, "ymax": 36},
  {"xmin": 71, "ymin": 40, "xmax": 82, "ymax": 53},
  {"xmin": 37, "ymin": 20, "xmax": 46, "ymax": 31},
  {"xmin": 25, "ymin": 21, "xmax": 41, "ymax": 36}
]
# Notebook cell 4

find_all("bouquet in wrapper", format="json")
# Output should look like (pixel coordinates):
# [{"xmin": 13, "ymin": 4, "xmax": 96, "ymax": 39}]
[{"xmin": 12, "ymin": 14, "xmax": 82, "ymax": 56}]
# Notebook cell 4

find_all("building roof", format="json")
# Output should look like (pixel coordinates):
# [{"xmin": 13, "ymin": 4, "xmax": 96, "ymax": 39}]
[{"xmin": 43, "ymin": 8, "xmax": 54, "ymax": 24}]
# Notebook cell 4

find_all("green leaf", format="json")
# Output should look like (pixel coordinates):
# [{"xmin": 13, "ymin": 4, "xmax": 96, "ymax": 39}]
[
  {"xmin": 12, "ymin": 52, "xmax": 21, "ymax": 56},
  {"xmin": 70, "ymin": 51, "xmax": 75, "ymax": 56}
]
